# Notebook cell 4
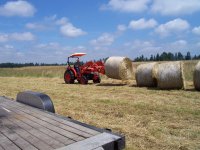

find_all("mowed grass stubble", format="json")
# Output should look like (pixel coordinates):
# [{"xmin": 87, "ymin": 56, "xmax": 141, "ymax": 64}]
[{"xmin": 0, "ymin": 60, "xmax": 199, "ymax": 149}]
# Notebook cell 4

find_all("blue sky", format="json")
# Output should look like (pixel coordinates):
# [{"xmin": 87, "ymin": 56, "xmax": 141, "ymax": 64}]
[{"xmin": 0, "ymin": 0, "xmax": 200, "ymax": 63}]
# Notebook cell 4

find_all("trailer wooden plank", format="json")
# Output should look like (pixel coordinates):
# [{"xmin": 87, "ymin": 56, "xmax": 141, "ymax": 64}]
[
  {"xmin": 1, "ymin": 98, "xmax": 99, "ymax": 135},
  {"xmin": 0, "ymin": 103, "xmax": 75, "ymax": 145},
  {"xmin": 0, "ymin": 123, "xmax": 38, "ymax": 150},
  {"xmin": 0, "ymin": 105, "xmax": 70, "ymax": 149},
  {"xmin": 0, "ymin": 132, "xmax": 21, "ymax": 150},
  {"xmin": 12, "ymin": 114, "xmax": 74, "ymax": 145},
  {"xmin": 2, "ymin": 118, "xmax": 54, "ymax": 150},
  {"xmin": 1, "ymin": 104, "xmax": 85, "ymax": 142},
  {"xmin": 0, "ymin": 145, "xmax": 4, "ymax": 150},
  {"xmin": 13, "ymin": 105, "xmax": 92, "ymax": 138},
  {"xmin": 1, "ymin": 101, "xmax": 92, "ymax": 140}
]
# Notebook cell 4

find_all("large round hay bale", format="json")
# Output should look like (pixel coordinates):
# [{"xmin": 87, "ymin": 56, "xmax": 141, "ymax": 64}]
[
  {"xmin": 135, "ymin": 62, "xmax": 157, "ymax": 87},
  {"xmin": 193, "ymin": 61, "xmax": 200, "ymax": 91},
  {"xmin": 105, "ymin": 56, "xmax": 133, "ymax": 80},
  {"xmin": 153, "ymin": 61, "xmax": 184, "ymax": 89}
]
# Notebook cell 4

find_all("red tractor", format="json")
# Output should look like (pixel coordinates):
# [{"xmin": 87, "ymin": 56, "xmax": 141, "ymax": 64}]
[{"xmin": 64, "ymin": 53, "xmax": 105, "ymax": 84}]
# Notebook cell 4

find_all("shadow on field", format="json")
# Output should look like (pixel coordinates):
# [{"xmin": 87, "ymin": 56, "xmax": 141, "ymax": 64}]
[
  {"xmin": 60, "ymin": 82, "xmax": 94, "ymax": 85},
  {"xmin": 129, "ymin": 84, "xmax": 138, "ymax": 87},
  {"xmin": 184, "ymin": 89, "xmax": 198, "ymax": 92},
  {"xmin": 96, "ymin": 83, "xmax": 127, "ymax": 86},
  {"xmin": 130, "ymin": 84, "xmax": 161, "ymax": 90},
  {"xmin": 146, "ymin": 87, "xmax": 161, "ymax": 91},
  {"xmin": 146, "ymin": 87, "xmax": 198, "ymax": 92}
]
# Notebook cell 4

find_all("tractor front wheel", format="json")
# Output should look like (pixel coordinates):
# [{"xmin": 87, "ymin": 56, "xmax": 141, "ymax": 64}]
[
  {"xmin": 64, "ymin": 70, "xmax": 75, "ymax": 84},
  {"xmin": 93, "ymin": 77, "xmax": 101, "ymax": 83},
  {"xmin": 80, "ymin": 76, "xmax": 88, "ymax": 84}
]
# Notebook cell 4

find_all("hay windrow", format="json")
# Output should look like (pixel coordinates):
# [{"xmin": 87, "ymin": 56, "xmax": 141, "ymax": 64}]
[
  {"xmin": 154, "ymin": 61, "xmax": 184, "ymax": 90},
  {"xmin": 105, "ymin": 56, "xmax": 133, "ymax": 80},
  {"xmin": 193, "ymin": 61, "xmax": 200, "ymax": 91},
  {"xmin": 135, "ymin": 62, "xmax": 157, "ymax": 87}
]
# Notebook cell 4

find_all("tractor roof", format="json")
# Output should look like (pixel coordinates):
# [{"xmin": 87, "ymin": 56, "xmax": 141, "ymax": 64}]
[{"xmin": 69, "ymin": 53, "xmax": 86, "ymax": 58}]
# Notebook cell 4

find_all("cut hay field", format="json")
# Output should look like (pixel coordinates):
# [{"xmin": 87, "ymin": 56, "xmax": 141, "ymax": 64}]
[{"xmin": 0, "ymin": 60, "xmax": 199, "ymax": 150}]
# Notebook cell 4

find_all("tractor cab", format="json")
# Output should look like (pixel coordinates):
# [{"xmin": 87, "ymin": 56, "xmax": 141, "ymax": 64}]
[
  {"xmin": 67, "ymin": 53, "xmax": 86, "ymax": 75},
  {"xmin": 64, "ymin": 52, "xmax": 105, "ymax": 84}
]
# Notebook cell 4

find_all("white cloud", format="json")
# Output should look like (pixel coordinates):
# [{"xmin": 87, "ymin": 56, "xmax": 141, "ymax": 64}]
[
  {"xmin": 0, "ymin": 34, "xmax": 8, "ymax": 42},
  {"xmin": 151, "ymin": 0, "xmax": 200, "ymax": 16},
  {"xmin": 155, "ymin": 18, "xmax": 190, "ymax": 37},
  {"xmin": 117, "ymin": 24, "xmax": 127, "ymax": 31},
  {"xmin": 25, "ymin": 16, "xmax": 86, "ymax": 38},
  {"xmin": 25, "ymin": 15, "xmax": 59, "ymax": 30},
  {"xmin": 36, "ymin": 42, "xmax": 61, "ymax": 49},
  {"xmin": 0, "ymin": 0, "xmax": 36, "ymax": 17},
  {"xmin": 123, "ymin": 40, "xmax": 163, "ymax": 57},
  {"xmin": 122, "ymin": 39, "xmax": 195, "ymax": 58},
  {"xmin": 10, "ymin": 32, "xmax": 35, "ymax": 41},
  {"xmin": 31, "ymin": 43, "xmax": 89, "ymax": 63},
  {"xmin": 129, "ymin": 18, "xmax": 157, "ymax": 30},
  {"xmin": 90, "ymin": 33, "xmax": 115, "ymax": 46},
  {"xmin": 197, "ymin": 42, "xmax": 200, "ymax": 47},
  {"xmin": 171, "ymin": 40, "xmax": 187, "ymax": 47},
  {"xmin": 0, "ymin": 41, "xmax": 92, "ymax": 63},
  {"xmin": 52, "ymin": 17, "xmax": 87, "ymax": 38},
  {"xmin": 125, "ymin": 40, "xmax": 156, "ymax": 50},
  {"xmin": 0, "ymin": 32, "xmax": 35, "ymax": 42},
  {"xmin": 56, "ymin": 17, "xmax": 68, "ymax": 25},
  {"xmin": 4, "ymin": 44, "xmax": 14, "ymax": 49},
  {"xmin": 101, "ymin": 0, "xmax": 150, "ymax": 13},
  {"xmin": 90, "ymin": 25, "xmax": 127, "ymax": 50},
  {"xmin": 192, "ymin": 26, "xmax": 200, "ymax": 35},
  {"xmin": 60, "ymin": 23, "xmax": 87, "ymax": 38},
  {"xmin": 25, "ymin": 23, "xmax": 46, "ymax": 30},
  {"xmin": 45, "ymin": 14, "xmax": 57, "ymax": 21},
  {"xmin": 0, "ymin": 44, "xmax": 23, "ymax": 63},
  {"xmin": 160, "ymin": 40, "xmax": 189, "ymax": 52}
]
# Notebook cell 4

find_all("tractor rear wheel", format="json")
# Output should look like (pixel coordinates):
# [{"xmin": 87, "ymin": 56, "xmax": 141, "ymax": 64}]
[
  {"xmin": 80, "ymin": 76, "xmax": 88, "ymax": 84},
  {"xmin": 64, "ymin": 70, "xmax": 75, "ymax": 84},
  {"xmin": 93, "ymin": 76, "xmax": 101, "ymax": 83}
]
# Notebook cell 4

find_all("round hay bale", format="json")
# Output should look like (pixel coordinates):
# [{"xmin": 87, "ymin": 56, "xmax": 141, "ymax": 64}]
[
  {"xmin": 193, "ymin": 61, "xmax": 200, "ymax": 91},
  {"xmin": 105, "ymin": 56, "xmax": 133, "ymax": 80},
  {"xmin": 135, "ymin": 62, "xmax": 157, "ymax": 87},
  {"xmin": 153, "ymin": 61, "xmax": 184, "ymax": 90}
]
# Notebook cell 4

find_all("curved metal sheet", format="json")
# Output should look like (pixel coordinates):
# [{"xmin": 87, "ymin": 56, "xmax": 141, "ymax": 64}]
[{"xmin": 16, "ymin": 91, "xmax": 55, "ymax": 113}]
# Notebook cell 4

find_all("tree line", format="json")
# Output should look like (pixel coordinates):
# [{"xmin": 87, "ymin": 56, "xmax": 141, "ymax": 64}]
[
  {"xmin": 0, "ymin": 63, "xmax": 66, "ymax": 68},
  {"xmin": 134, "ymin": 52, "xmax": 200, "ymax": 62},
  {"xmin": 0, "ymin": 61, "xmax": 86, "ymax": 68}
]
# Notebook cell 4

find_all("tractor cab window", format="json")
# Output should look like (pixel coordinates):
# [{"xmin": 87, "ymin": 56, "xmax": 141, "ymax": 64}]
[
  {"xmin": 74, "ymin": 59, "xmax": 80, "ymax": 67},
  {"xmin": 74, "ymin": 58, "xmax": 81, "ymax": 74}
]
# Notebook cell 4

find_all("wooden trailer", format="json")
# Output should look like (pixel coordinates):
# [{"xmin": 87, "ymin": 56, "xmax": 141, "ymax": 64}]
[{"xmin": 0, "ymin": 91, "xmax": 125, "ymax": 150}]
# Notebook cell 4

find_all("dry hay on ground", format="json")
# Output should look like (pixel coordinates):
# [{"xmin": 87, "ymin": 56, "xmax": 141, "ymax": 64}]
[
  {"xmin": 0, "ymin": 77, "xmax": 199, "ymax": 150},
  {"xmin": 105, "ymin": 56, "xmax": 133, "ymax": 80}
]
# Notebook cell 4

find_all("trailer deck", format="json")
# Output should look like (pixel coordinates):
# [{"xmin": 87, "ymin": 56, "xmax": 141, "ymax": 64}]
[{"xmin": 0, "ymin": 96, "xmax": 125, "ymax": 150}]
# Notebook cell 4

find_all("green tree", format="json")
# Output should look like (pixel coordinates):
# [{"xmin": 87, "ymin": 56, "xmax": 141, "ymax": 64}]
[{"xmin": 185, "ymin": 52, "xmax": 191, "ymax": 60}]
